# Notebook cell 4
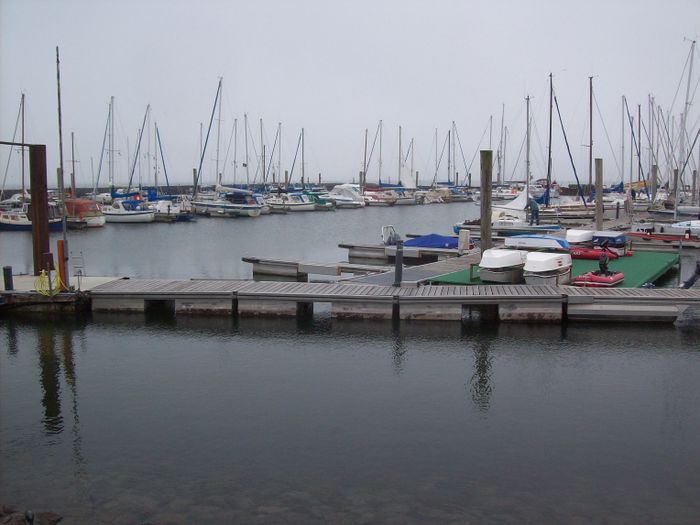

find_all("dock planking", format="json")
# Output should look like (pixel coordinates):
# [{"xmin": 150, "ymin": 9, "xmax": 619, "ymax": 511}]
[{"xmin": 88, "ymin": 278, "xmax": 700, "ymax": 322}]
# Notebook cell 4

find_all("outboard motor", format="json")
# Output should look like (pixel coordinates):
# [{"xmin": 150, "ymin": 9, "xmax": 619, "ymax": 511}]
[
  {"xmin": 381, "ymin": 225, "xmax": 402, "ymax": 246},
  {"xmin": 680, "ymin": 260, "xmax": 700, "ymax": 289}
]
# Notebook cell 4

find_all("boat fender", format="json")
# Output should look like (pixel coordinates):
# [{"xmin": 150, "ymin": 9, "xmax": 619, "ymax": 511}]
[{"xmin": 625, "ymin": 250, "xmax": 634, "ymax": 256}]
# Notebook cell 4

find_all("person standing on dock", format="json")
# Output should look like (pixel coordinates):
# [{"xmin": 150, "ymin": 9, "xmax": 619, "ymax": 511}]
[{"xmin": 525, "ymin": 197, "xmax": 540, "ymax": 225}]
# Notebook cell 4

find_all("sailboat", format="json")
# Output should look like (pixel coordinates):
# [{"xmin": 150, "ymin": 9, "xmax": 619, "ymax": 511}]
[
  {"xmin": 0, "ymin": 94, "xmax": 64, "ymax": 232},
  {"xmin": 191, "ymin": 79, "xmax": 263, "ymax": 218}
]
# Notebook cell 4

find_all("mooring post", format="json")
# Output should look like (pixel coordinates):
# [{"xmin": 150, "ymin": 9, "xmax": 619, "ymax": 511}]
[
  {"xmin": 393, "ymin": 240, "xmax": 404, "ymax": 287},
  {"xmin": 692, "ymin": 169, "xmax": 698, "ymax": 206},
  {"xmin": 3, "ymin": 266, "xmax": 13, "ymax": 291},
  {"xmin": 29, "ymin": 145, "xmax": 50, "ymax": 276},
  {"xmin": 480, "ymin": 150, "xmax": 493, "ymax": 252},
  {"xmin": 595, "ymin": 158, "xmax": 604, "ymax": 231},
  {"xmin": 651, "ymin": 164, "xmax": 658, "ymax": 202}
]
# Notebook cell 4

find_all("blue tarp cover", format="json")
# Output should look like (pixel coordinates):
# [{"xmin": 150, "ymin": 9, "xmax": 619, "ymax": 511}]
[{"xmin": 404, "ymin": 234, "xmax": 458, "ymax": 249}]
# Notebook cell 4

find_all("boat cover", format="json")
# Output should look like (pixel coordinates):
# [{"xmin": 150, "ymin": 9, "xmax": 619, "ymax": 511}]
[{"xmin": 404, "ymin": 234, "xmax": 458, "ymax": 249}]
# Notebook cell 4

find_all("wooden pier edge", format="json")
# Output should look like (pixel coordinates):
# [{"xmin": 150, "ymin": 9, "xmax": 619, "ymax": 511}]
[{"xmin": 84, "ymin": 279, "xmax": 700, "ymax": 324}]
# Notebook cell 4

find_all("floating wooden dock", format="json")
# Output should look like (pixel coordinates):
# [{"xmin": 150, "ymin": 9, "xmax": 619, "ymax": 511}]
[
  {"xmin": 88, "ymin": 278, "xmax": 700, "ymax": 323},
  {"xmin": 241, "ymin": 256, "xmax": 390, "ymax": 280}
]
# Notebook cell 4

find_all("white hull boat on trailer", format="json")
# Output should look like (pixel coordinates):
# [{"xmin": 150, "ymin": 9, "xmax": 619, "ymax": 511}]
[
  {"xmin": 523, "ymin": 252, "xmax": 572, "ymax": 286},
  {"xmin": 478, "ymin": 248, "xmax": 528, "ymax": 284}
]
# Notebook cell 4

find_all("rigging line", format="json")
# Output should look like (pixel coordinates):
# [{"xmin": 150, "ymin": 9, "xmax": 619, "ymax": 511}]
[
  {"xmin": 592, "ymin": 91, "xmax": 621, "ymax": 177},
  {"xmin": 453, "ymin": 124, "xmax": 470, "ymax": 184},
  {"xmin": 656, "ymin": 106, "xmax": 678, "ymax": 171},
  {"xmin": 668, "ymin": 44, "xmax": 693, "ymax": 118},
  {"xmin": 288, "ymin": 130, "xmax": 302, "ymax": 182},
  {"xmin": 93, "ymin": 102, "xmax": 111, "ymax": 195},
  {"xmin": 244, "ymin": 116, "xmax": 261, "ymax": 186},
  {"xmin": 554, "ymin": 95, "xmax": 586, "ymax": 206},
  {"xmin": 265, "ymin": 127, "xmax": 280, "ymax": 181},
  {"xmin": 657, "ymin": 107, "xmax": 676, "ymax": 176},
  {"xmin": 156, "ymin": 126, "xmax": 171, "ymax": 191},
  {"xmin": 126, "ymin": 105, "xmax": 150, "ymax": 192},
  {"xmin": 508, "ymin": 131, "xmax": 526, "ymax": 182},
  {"xmin": 220, "ymin": 116, "xmax": 237, "ymax": 181},
  {"xmin": 363, "ymin": 121, "xmax": 381, "ymax": 181},
  {"xmin": 433, "ymin": 131, "xmax": 449, "ymax": 184},
  {"xmin": 622, "ymin": 97, "xmax": 649, "ymax": 191},
  {"xmin": 1, "ymin": 99, "xmax": 23, "ymax": 200},
  {"xmin": 193, "ymin": 80, "xmax": 222, "ymax": 195},
  {"xmin": 678, "ymin": 128, "xmax": 700, "ymax": 188},
  {"xmin": 465, "ymin": 119, "xmax": 491, "ymax": 178}
]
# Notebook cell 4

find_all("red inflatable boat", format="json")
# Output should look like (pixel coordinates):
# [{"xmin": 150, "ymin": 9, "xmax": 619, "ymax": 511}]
[
  {"xmin": 572, "ymin": 271, "xmax": 624, "ymax": 287},
  {"xmin": 569, "ymin": 247, "xmax": 619, "ymax": 260}
]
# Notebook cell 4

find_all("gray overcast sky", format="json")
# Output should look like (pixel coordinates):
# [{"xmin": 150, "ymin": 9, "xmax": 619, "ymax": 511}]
[{"xmin": 2, "ymin": 0, "xmax": 699, "ymax": 189}]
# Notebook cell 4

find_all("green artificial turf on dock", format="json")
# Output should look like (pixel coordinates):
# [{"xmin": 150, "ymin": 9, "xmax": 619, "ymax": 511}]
[{"xmin": 430, "ymin": 250, "xmax": 679, "ymax": 288}]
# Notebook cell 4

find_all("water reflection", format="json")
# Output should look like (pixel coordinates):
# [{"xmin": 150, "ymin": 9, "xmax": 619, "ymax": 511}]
[
  {"xmin": 468, "ymin": 338, "xmax": 493, "ymax": 412},
  {"xmin": 391, "ymin": 320, "xmax": 406, "ymax": 375},
  {"xmin": 38, "ymin": 326, "xmax": 63, "ymax": 434},
  {"xmin": 6, "ymin": 321, "xmax": 18, "ymax": 355}
]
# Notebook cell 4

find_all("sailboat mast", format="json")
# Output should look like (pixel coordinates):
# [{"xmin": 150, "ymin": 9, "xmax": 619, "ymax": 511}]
[
  {"xmin": 363, "ymin": 128, "xmax": 368, "ymax": 189},
  {"xmin": 216, "ymin": 78, "xmax": 222, "ymax": 186},
  {"xmin": 278, "ymin": 122, "xmax": 282, "ymax": 187},
  {"xmin": 497, "ymin": 105, "xmax": 504, "ymax": 185},
  {"xmin": 525, "ymin": 95, "xmax": 531, "ymax": 201},
  {"xmin": 20, "ymin": 93, "xmax": 25, "ymax": 198},
  {"xmin": 70, "ymin": 131, "xmax": 76, "ymax": 196},
  {"xmin": 679, "ymin": 40, "xmax": 696, "ymax": 190},
  {"xmin": 109, "ymin": 96, "xmax": 114, "ymax": 188},
  {"xmin": 503, "ymin": 126, "xmax": 508, "ymax": 184},
  {"xmin": 233, "ymin": 118, "xmax": 238, "ymax": 185},
  {"xmin": 637, "ymin": 104, "xmax": 642, "ymax": 183},
  {"xmin": 154, "ymin": 122, "xmax": 158, "ymax": 188},
  {"xmin": 410, "ymin": 137, "xmax": 415, "ymax": 186},
  {"xmin": 588, "ymin": 76, "xmax": 593, "ymax": 189},
  {"xmin": 453, "ymin": 122, "xmax": 457, "ymax": 185},
  {"xmin": 301, "ymin": 127, "xmax": 305, "ymax": 187},
  {"xmin": 447, "ymin": 128, "xmax": 451, "ymax": 184},
  {"xmin": 244, "ymin": 113, "xmax": 249, "ymax": 187},
  {"xmin": 621, "ymin": 96, "xmax": 625, "ymax": 184},
  {"xmin": 398, "ymin": 125, "xmax": 402, "ymax": 183},
  {"xmin": 434, "ymin": 128, "xmax": 438, "ymax": 184},
  {"xmin": 260, "ymin": 118, "xmax": 265, "ymax": 185},
  {"xmin": 378, "ymin": 120, "xmax": 383, "ymax": 184},
  {"xmin": 546, "ymin": 73, "xmax": 553, "ymax": 206}
]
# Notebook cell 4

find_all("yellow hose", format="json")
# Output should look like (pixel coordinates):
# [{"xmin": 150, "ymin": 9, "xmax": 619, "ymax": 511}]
[{"xmin": 34, "ymin": 270, "xmax": 65, "ymax": 297}]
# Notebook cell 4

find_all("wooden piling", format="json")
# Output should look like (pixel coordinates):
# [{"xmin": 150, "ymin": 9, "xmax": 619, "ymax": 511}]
[
  {"xmin": 480, "ymin": 150, "xmax": 493, "ymax": 252},
  {"xmin": 595, "ymin": 158, "xmax": 603, "ymax": 230},
  {"xmin": 651, "ymin": 164, "xmax": 658, "ymax": 202},
  {"xmin": 29, "ymin": 145, "xmax": 50, "ymax": 276}
]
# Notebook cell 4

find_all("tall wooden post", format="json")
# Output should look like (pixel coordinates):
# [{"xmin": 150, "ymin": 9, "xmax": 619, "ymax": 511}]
[
  {"xmin": 29, "ymin": 145, "xmax": 50, "ymax": 276},
  {"xmin": 480, "ymin": 150, "xmax": 493, "ymax": 252},
  {"xmin": 651, "ymin": 164, "xmax": 658, "ymax": 203},
  {"xmin": 595, "ymin": 158, "xmax": 604, "ymax": 231}
]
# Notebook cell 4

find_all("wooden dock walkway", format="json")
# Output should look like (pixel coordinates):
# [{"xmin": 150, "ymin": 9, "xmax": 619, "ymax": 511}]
[{"xmin": 89, "ymin": 278, "xmax": 700, "ymax": 323}]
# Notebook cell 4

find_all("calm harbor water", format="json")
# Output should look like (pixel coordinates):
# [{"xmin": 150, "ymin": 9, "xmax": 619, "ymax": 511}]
[{"xmin": 2, "ymin": 203, "xmax": 700, "ymax": 523}]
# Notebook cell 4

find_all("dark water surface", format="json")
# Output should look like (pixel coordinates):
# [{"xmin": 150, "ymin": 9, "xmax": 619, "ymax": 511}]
[
  {"xmin": 2, "ymin": 316, "xmax": 700, "ymax": 524},
  {"xmin": 2, "ymin": 204, "xmax": 700, "ymax": 523}
]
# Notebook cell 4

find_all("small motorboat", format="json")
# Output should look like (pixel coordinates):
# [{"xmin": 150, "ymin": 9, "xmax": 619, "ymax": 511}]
[
  {"xmin": 523, "ymin": 252, "xmax": 572, "ymax": 286},
  {"xmin": 572, "ymin": 271, "xmax": 624, "ymax": 287},
  {"xmin": 565, "ymin": 229, "xmax": 593, "ymax": 245},
  {"xmin": 478, "ymin": 249, "xmax": 528, "ymax": 283},
  {"xmin": 503, "ymin": 234, "xmax": 570, "ymax": 251},
  {"xmin": 592, "ymin": 231, "xmax": 626, "ymax": 248}
]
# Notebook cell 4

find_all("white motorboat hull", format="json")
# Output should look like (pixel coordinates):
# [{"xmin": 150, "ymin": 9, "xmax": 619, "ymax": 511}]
[{"xmin": 103, "ymin": 210, "xmax": 155, "ymax": 223}]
